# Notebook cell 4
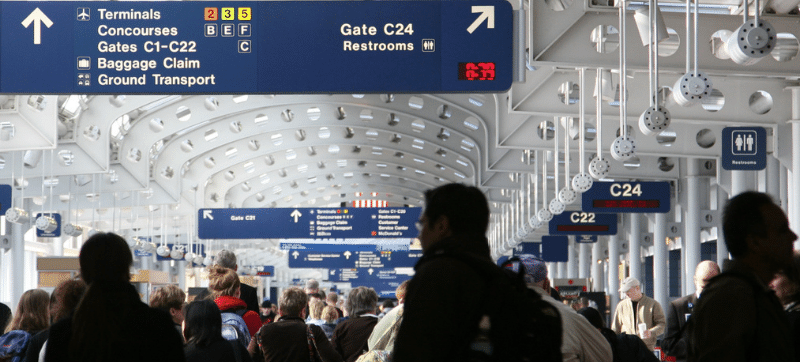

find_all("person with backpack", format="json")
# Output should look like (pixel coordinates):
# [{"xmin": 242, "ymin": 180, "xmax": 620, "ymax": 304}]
[
  {"xmin": 577, "ymin": 307, "xmax": 658, "ymax": 362},
  {"xmin": 208, "ymin": 266, "xmax": 262, "ymax": 346},
  {"xmin": 248, "ymin": 287, "xmax": 342, "ymax": 362},
  {"xmin": 43, "ymin": 232, "xmax": 184, "ymax": 362},
  {"xmin": 0, "ymin": 289, "xmax": 49, "ymax": 362},
  {"xmin": 688, "ymin": 191, "xmax": 797, "ymax": 362},
  {"xmin": 23, "ymin": 279, "xmax": 87, "ymax": 362},
  {"xmin": 394, "ymin": 183, "xmax": 564, "ymax": 362},
  {"xmin": 184, "ymin": 299, "xmax": 253, "ymax": 362},
  {"xmin": 507, "ymin": 255, "xmax": 612, "ymax": 362}
]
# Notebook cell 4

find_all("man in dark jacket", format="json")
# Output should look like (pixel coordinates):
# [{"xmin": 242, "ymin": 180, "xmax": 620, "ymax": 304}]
[
  {"xmin": 689, "ymin": 191, "xmax": 797, "ymax": 362},
  {"xmin": 393, "ymin": 183, "xmax": 492, "ymax": 362},
  {"xmin": 662, "ymin": 260, "xmax": 719, "ymax": 362},
  {"xmin": 196, "ymin": 249, "xmax": 260, "ymax": 313}
]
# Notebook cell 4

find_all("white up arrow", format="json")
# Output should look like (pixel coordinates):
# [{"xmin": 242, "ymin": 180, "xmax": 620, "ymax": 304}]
[
  {"xmin": 467, "ymin": 6, "xmax": 494, "ymax": 34},
  {"xmin": 21, "ymin": 8, "xmax": 53, "ymax": 45},
  {"xmin": 344, "ymin": 251, "xmax": 352, "ymax": 260},
  {"xmin": 368, "ymin": 268, "xmax": 374, "ymax": 275},
  {"xmin": 290, "ymin": 209, "xmax": 302, "ymax": 223},
  {"xmin": 292, "ymin": 251, "xmax": 300, "ymax": 259},
  {"xmin": 203, "ymin": 210, "xmax": 214, "ymax": 220}
]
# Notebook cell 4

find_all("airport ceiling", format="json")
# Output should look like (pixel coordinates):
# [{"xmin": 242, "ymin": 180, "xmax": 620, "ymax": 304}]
[{"xmin": 1, "ymin": 0, "xmax": 799, "ymax": 271}]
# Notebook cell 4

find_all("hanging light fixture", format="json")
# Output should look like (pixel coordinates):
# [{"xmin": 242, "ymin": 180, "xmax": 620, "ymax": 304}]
[
  {"xmin": 610, "ymin": 0, "xmax": 636, "ymax": 162},
  {"xmin": 673, "ymin": 0, "xmax": 713, "ymax": 106},
  {"xmin": 558, "ymin": 116, "xmax": 577, "ymax": 205},
  {"xmin": 640, "ymin": 0, "xmax": 672, "ymax": 136},
  {"xmin": 549, "ymin": 118, "xmax": 565, "ymax": 215},
  {"xmin": 529, "ymin": 152, "xmax": 543, "ymax": 230},
  {"xmin": 573, "ymin": 68, "xmax": 594, "ymax": 192},
  {"xmin": 537, "ymin": 148, "xmax": 553, "ymax": 223},
  {"xmin": 589, "ymin": 69, "xmax": 611, "ymax": 179},
  {"xmin": 726, "ymin": 0, "xmax": 776, "ymax": 65}
]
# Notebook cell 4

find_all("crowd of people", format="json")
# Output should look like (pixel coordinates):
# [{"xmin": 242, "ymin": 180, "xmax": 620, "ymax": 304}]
[{"xmin": 1, "ymin": 186, "xmax": 800, "ymax": 362}]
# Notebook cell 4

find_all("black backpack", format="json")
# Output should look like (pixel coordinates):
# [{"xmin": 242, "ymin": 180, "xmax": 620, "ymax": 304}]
[{"xmin": 436, "ymin": 252, "xmax": 563, "ymax": 362}]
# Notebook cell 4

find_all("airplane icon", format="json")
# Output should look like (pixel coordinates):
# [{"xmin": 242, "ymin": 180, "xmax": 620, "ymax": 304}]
[{"xmin": 77, "ymin": 8, "xmax": 90, "ymax": 21}]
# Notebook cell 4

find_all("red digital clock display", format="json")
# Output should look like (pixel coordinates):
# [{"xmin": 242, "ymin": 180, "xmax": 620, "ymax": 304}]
[
  {"xmin": 592, "ymin": 200, "xmax": 661, "ymax": 209},
  {"xmin": 556, "ymin": 225, "xmax": 611, "ymax": 232},
  {"xmin": 458, "ymin": 62, "xmax": 495, "ymax": 81}
]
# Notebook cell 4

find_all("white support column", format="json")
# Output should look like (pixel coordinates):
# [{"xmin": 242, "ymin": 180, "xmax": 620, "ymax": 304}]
[
  {"xmin": 265, "ymin": 277, "xmax": 272, "ymax": 301},
  {"xmin": 685, "ymin": 159, "xmax": 702, "ymax": 296},
  {"xmin": 608, "ymin": 233, "xmax": 620, "ymax": 316},
  {"xmin": 766, "ymin": 155, "xmax": 781, "ymax": 201},
  {"xmin": 716, "ymin": 185, "xmax": 730, "ymax": 265},
  {"xmin": 10, "ymin": 220, "xmax": 26, "ymax": 310},
  {"xmin": 177, "ymin": 260, "xmax": 187, "ymax": 290},
  {"xmin": 791, "ymin": 86, "xmax": 800, "ymax": 250},
  {"xmin": 568, "ymin": 239, "xmax": 578, "ymax": 278},
  {"xmin": 558, "ymin": 261, "xmax": 567, "ymax": 280},
  {"xmin": 731, "ymin": 171, "xmax": 756, "ymax": 195},
  {"xmin": 579, "ymin": 242, "xmax": 590, "ymax": 279},
  {"xmin": 548, "ymin": 262, "xmax": 559, "ymax": 279},
  {"xmin": 591, "ymin": 238, "xmax": 604, "ymax": 292},
  {"xmin": 653, "ymin": 212, "xmax": 668, "ymax": 313},
  {"xmin": 781, "ymin": 163, "xmax": 789, "ymax": 215},
  {"xmin": 629, "ymin": 213, "xmax": 641, "ymax": 281}
]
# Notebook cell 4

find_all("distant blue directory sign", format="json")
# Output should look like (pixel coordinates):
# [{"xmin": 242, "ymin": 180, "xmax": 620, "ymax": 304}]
[
  {"xmin": 198, "ymin": 207, "xmax": 420, "ymax": 239},
  {"xmin": 582, "ymin": 181, "xmax": 671, "ymax": 213},
  {"xmin": 549, "ymin": 212, "xmax": 617, "ymax": 235},
  {"xmin": 35, "ymin": 213, "xmax": 61, "ymax": 238},
  {"xmin": 280, "ymin": 242, "xmax": 410, "ymax": 252},
  {"xmin": 541, "ymin": 236, "xmax": 568, "ymax": 262},
  {"xmin": 0, "ymin": 185, "xmax": 10, "ymax": 214},
  {"xmin": 360, "ymin": 279, "xmax": 411, "ymax": 298},
  {"xmin": 513, "ymin": 242, "xmax": 541, "ymax": 257},
  {"xmin": 327, "ymin": 268, "xmax": 406, "ymax": 283},
  {"xmin": 0, "ymin": 1, "xmax": 512, "ymax": 94},
  {"xmin": 288, "ymin": 249, "xmax": 422, "ymax": 269},
  {"xmin": 575, "ymin": 235, "xmax": 598, "ymax": 243},
  {"xmin": 258, "ymin": 266, "xmax": 275, "ymax": 277},
  {"xmin": 721, "ymin": 127, "xmax": 767, "ymax": 170}
]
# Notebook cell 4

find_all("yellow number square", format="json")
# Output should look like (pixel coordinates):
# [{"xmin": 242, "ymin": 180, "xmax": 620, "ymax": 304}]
[
  {"xmin": 238, "ymin": 7, "xmax": 251, "ymax": 21},
  {"xmin": 221, "ymin": 7, "xmax": 235, "ymax": 20}
]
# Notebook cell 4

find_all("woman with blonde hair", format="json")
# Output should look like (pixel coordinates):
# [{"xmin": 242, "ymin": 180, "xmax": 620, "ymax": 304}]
[{"xmin": 208, "ymin": 265, "xmax": 261, "ymax": 340}]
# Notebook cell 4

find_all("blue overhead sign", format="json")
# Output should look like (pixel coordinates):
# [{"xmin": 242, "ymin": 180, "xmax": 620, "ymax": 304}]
[
  {"xmin": 35, "ymin": 213, "xmax": 61, "ymax": 238},
  {"xmin": 0, "ymin": 185, "xmax": 10, "ymax": 214},
  {"xmin": 288, "ymin": 249, "xmax": 422, "ymax": 269},
  {"xmin": 198, "ymin": 207, "xmax": 420, "ymax": 239},
  {"xmin": 582, "ymin": 181, "xmax": 671, "ymax": 213},
  {"xmin": 549, "ymin": 212, "xmax": 617, "ymax": 235},
  {"xmin": 721, "ymin": 127, "xmax": 767, "ymax": 170},
  {"xmin": 0, "ymin": 1, "xmax": 512, "ymax": 94},
  {"xmin": 541, "ymin": 235, "xmax": 568, "ymax": 262}
]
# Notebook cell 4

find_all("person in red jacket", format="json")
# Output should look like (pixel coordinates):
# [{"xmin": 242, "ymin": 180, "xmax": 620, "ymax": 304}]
[{"xmin": 208, "ymin": 265, "xmax": 262, "ymax": 338}]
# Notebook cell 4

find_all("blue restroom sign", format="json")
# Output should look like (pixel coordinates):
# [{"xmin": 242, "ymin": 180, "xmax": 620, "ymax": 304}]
[{"xmin": 721, "ymin": 127, "xmax": 766, "ymax": 171}]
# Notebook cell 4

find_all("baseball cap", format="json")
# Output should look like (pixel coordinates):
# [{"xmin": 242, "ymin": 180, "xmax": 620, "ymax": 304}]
[{"xmin": 619, "ymin": 277, "xmax": 641, "ymax": 292}]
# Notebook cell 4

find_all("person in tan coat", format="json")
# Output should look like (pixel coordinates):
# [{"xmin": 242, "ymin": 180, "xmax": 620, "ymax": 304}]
[{"xmin": 611, "ymin": 277, "xmax": 666, "ymax": 351}]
